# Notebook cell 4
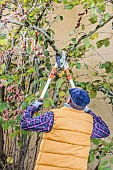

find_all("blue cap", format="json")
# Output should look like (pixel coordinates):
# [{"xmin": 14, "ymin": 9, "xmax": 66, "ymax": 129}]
[{"xmin": 69, "ymin": 88, "xmax": 90, "ymax": 107}]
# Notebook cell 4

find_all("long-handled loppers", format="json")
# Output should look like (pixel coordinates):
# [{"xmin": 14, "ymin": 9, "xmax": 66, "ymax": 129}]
[{"xmin": 39, "ymin": 52, "xmax": 75, "ymax": 102}]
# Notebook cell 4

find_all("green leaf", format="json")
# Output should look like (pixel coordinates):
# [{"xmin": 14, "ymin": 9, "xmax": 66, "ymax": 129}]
[
  {"xmin": 27, "ymin": 67, "xmax": 35, "ymax": 74},
  {"xmin": 92, "ymin": 71, "xmax": 98, "ymax": 76},
  {"xmin": 103, "ymin": 38, "xmax": 110, "ymax": 47},
  {"xmin": 2, "ymin": 121, "xmax": 9, "ymax": 130},
  {"xmin": 22, "ymin": 129, "xmax": 31, "ymax": 137},
  {"xmin": 22, "ymin": 101, "xmax": 29, "ymax": 109},
  {"xmin": 96, "ymin": 40, "xmax": 103, "ymax": 48},
  {"xmin": 48, "ymin": 98, "xmax": 54, "ymax": 107},
  {"xmin": 80, "ymin": 82, "xmax": 86, "ymax": 88},
  {"xmin": 26, "ymin": 47, "xmax": 31, "ymax": 53},
  {"xmin": 104, "ymin": 83, "xmax": 110, "ymax": 90},
  {"xmin": 6, "ymin": 4, "xmax": 11, "ymax": 8},
  {"xmin": 99, "ymin": 62, "xmax": 111, "ymax": 69},
  {"xmin": 64, "ymin": 4, "xmax": 74, "ymax": 10},
  {"xmin": 99, "ymin": 167, "xmax": 112, "ymax": 170},
  {"xmin": 91, "ymin": 7, "xmax": 96, "ymax": 15},
  {"xmin": 18, "ymin": 139, "xmax": 23, "ymax": 148},
  {"xmin": 59, "ymin": 91, "xmax": 65, "ymax": 97},
  {"xmin": 87, "ymin": 84, "xmax": 93, "ymax": 91},
  {"xmin": 90, "ymin": 33, "xmax": 98, "ymax": 40},
  {"xmin": 0, "ymin": 102, "xmax": 7, "ymax": 112},
  {"xmin": 109, "ymin": 73, "xmax": 113, "ymax": 79},
  {"xmin": 76, "ymin": 62, "xmax": 81, "ymax": 69},
  {"xmin": 10, "ymin": 131, "xmax": 19, "ymax": 138},
  {"xmin": 81, "ymin": 24, "xmax": 85, "ymax": 30},
  {"xmin": 102, "ymin": 146, "xmax": 109, "ymax": 151},
  {"xmin": 97, "ymin": 2, "xmax": 106, "ymax": 13},
  {"xmin": 0, "ymin": 1, "xmax": 6, "ymax": 5},
  {"xmin": 0, "ymin": 63, "xmax": 5, "ymax": 74},
  {"xmin": 24, "ymin": 0, "xmax": 28, "ymax": 3},
  {"xmin": 90, "ymin": 90, "xmax": 97, "ymax": 98},
  {"xmin": 84, "ymin": 38, "xmax": 90, "ymax": 48},
  {"xmin": 70, "ymin": 61, "xmax": 75, "ymax": 68},
  {"xmin": 0, "ymin": 39, "xmax": 7, "ymax": 45},
  {"xmin": 98, "ymin": 160, "xmax": 109, "ymax": 170},
  {"xmin": 89, "ymin": 16, "xmax": 97, "ymax": 24},
  {"xmin": 56, "ymin": 78, "xmax": 64, "ymax": 88},
  {"xmin": 8, "ymin": 120, "xmax": 15, "ymax": 126},
  {"xmin": 96, "ymin": 38, "xmax": 110, "ymax": 48},
  {"xmin": 44, "ymin": 99, "xmax": 49, "ymax": 108},
  {"xmin": 72, "ymin": 38, "xmax": 77, "ymax": 44},
  {"xmin": 109, "ymin": 157, "xmax": 113, "ymax": 164},
  {"xmin": 46, "ymin": 63, "xmax": 51, "ymax": 71},
  {"xmin": 43, "ymin": 51, "xmax": 49, "ymax": 57},
  {"xmin": 104, "ymin": 13, "xmax": 110, "ymax": 21},
  {"xmin": 89, "ymin": 0, "xmax": 95, "ymax": 6},
  {"xmin": 89, "ymin": 153, "xmax": 94, "ymax": 162},
  {"xmin": 7, "ymin": 157, "xmax": 13, "ymax": 164},
  {"xmin": 91, "ymin": 138, "xmax": 101, "ymax": 145},
  {"xmin": 16, "ymin": 115, "xmax": 21, "ymax": 123}
]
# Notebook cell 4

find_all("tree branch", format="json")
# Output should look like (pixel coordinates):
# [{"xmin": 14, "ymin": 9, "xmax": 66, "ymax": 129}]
[
  {"xmin": 36, "ymin": 6, "xmax": 47, "ymax": 26},
  {"xmin": 98, "ymin": 86, "xmax": 113, "ymax": 98},
  {"xmin": 0, "ymin": 5, "xmax": 6, "ymax": 20},
  {"xmin": 73, "ymin": 15, "xmax": 113, "ymax": 49},
  {"xmin": 7, "ymin": 20, "xmax": 61, "ymax": 55},
  {"xmin": 13, "ymin": 25, "xmax": 23, "ymax": 46},
  {"xmin": 7, "ymin": 15, "xmax": 113, "ymax": 56}
]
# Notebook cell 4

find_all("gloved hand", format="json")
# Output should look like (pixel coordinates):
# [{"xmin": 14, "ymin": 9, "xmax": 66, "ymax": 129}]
[
  {"xmin": 84, "ymin": 106, "xmax": 90, "ymax": 113},
  {"xmin": 32, "ymin": 100, "xmax": 43, "ymax": 111}
]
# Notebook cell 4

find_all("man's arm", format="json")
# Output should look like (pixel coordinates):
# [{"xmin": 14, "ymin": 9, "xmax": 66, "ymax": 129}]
[
  {"xmin": 84, "ymin": 106, "xmax": 110, "ymax": 138},
  {"xmin": 20, "ymin": 105, "xmax": 54, "ymax": 132}
]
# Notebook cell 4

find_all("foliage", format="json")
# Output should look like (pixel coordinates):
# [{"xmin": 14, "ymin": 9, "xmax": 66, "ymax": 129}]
[
  {"xmin": 0, "ymin": 0, "xmax": 113, "ymax": 169},
  {"xmin": 88, "ymin": 138, "xmax": 113, "ymax": 170}
]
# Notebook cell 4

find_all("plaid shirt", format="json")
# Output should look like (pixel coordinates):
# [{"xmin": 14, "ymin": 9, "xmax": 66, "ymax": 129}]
[{"xmin": 20, "ymin": 105, "xmax": 110, "ymax": 138}]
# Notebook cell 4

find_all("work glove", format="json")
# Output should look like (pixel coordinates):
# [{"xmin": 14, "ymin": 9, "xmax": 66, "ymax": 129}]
[
  {"xmin": 84, "ymin": 106, "xmax": 90, "ymax": 113},
  {"xmin": 32, "ymin": 100, "xmax": 43, "ymax": 111}
]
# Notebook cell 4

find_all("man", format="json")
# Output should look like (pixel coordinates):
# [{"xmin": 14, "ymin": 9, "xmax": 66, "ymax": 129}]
[{"xmin": 20, "ymin": 88, "xmax": 110, "ymax": 170}]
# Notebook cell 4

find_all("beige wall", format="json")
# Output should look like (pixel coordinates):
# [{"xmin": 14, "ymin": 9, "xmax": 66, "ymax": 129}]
[
  {"xmin": 51, "ymin": 4, "xmax": 113, "ymax": 136},
  {"xmin": 51, "ymin": 4, "xmax": 113, "ymax": 169}
]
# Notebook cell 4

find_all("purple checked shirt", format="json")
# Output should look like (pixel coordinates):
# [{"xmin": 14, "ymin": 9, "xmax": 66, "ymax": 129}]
[{"xmin": 20, "ymin": 105, "xmax": 110, "ymax": 138}]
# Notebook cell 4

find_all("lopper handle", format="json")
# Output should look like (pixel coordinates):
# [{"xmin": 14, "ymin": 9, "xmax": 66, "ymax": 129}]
[
  {"xmin": 65, "ymin": 68, "xmax": 75, "ymax": 88},
  {"xmin": 39, "ymin": 63, "xmax": 58, "ymax": 100}
]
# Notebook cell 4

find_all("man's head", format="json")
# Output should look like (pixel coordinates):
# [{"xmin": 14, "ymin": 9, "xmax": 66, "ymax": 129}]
[{"xmin": 68, "ymin": 88, "xmax": 90, "ymax": 110}]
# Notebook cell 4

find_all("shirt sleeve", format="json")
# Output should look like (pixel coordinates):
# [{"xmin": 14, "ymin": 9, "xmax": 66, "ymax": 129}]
[
  {"xmin": 87, "ymin": 110, "xmax": 110, "ymax": 138},
  {"xmin": 20, "ymin": 105, "xmax": 54, "ymax": 132}
]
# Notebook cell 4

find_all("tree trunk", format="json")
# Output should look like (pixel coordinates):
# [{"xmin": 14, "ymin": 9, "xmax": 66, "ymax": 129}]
[
  {"xmin": 0, "ymin": 86, "xmax": 5, "ymax": 169},
  {"xmin": 0, "ymin": 124, "xmax": 4, "ymax": 170}
]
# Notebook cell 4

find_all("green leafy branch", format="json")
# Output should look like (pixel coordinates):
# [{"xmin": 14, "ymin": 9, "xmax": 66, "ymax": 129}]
[
  {"xmin": 7, "ymin": 20, "xmax": 61, "ymax": 55},
  {"xmin": 73, "ymin": 15, "xmax": 113, "ymax": 49}
]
